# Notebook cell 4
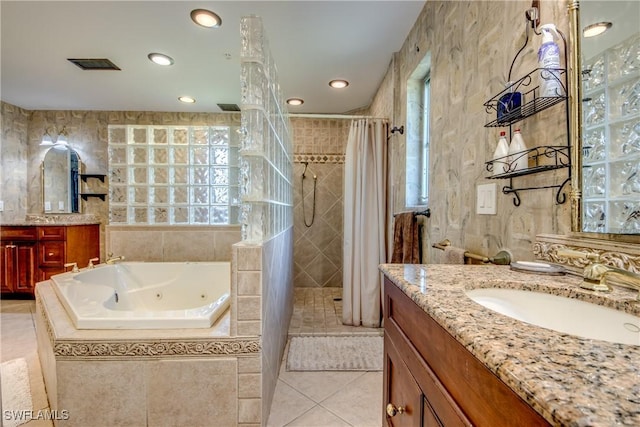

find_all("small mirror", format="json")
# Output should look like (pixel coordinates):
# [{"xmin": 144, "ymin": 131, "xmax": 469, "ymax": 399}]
[{"xmin": 42, "ymin": 146, "xmax": 80, "ymax": 213}]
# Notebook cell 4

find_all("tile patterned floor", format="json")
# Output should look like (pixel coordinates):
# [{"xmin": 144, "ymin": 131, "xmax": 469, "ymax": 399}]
[
  {"xmin": 268, "ymin": 288, "xmax": 384, "ymax": 426},
  {"xmin": 1, "ymin": 299, "xmax": 53, "ymax": 427},
  {"xmin": 1, "ymin": 287, "xmax": 383, "ymax": 427}
]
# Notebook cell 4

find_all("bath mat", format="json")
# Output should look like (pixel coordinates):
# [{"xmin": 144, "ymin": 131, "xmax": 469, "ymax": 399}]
[
  {"xmin": 1, "ymin": 358, "xmax": 33, "ymax": 427},
  {"xmin": 286, "ymin": 336, "xmax": 383, "ymax": 371}
]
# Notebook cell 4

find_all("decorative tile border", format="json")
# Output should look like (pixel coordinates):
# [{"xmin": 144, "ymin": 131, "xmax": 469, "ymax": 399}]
[
  {"xmin": 53, "ymin": 339, "xmax": 261, "ymax": 360},
  {"xmin": 293, "ymin": 153, "xmax": 344, "ymax": 164}
]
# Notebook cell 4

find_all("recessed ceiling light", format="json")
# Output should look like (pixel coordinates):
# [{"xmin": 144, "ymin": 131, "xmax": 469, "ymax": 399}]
[
  {"xmin": 190, "ymin": 9, "xmax": 222, "ymax": 28},
  {"xmin": 286, "ymin": 98, "xmax": 304, "ymax": 106},
  {"xmin": 178, "ymin": 96, "xmax": 196, "ymax": 104},
  {"xmin": 329, "ymin": 79, "xmax": 349, "ymax": 89},
  {"xmin": 148, "ymin": 53, "xmax": 174, "ymax": 66},
  {"xmin": 583, "ymin": 22, "xmax": 612, "ymax": 38}
]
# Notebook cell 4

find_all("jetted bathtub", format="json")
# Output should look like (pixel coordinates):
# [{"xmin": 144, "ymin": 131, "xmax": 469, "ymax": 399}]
[{"xmin": 49, "ymin": 262, "xmax": 230, "ymax": 329}]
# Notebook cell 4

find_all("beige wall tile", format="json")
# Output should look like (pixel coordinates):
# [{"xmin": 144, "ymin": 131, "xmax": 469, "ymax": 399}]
[
  {"xmin": 237, "ymin": 295, "xmax": 262, "ymax": 321},
  {"xmin": 238, "ymin": 356, "xmax": 261, "ymax": 374},
  {"xmin": 56, "ymin": 360, "xmax": 147, "ymax": 426},
  {"xmin": 239, "ymin": 373, "xmax": 262, "ymax": 398},
  {"xmin": 236, "ymin": 245, "xmax": 262, "ymax": 271},
  {"xmin": 237, "ymin": 271, "xmax": 262, "ymax": 296},
  {"xmin": 162, "ymin": 230, "xmax": 216, "ymax": 261},
  {"xmin": 146, "ymin": 358, "xmax": 238, "ymax": 427},
  {"xmin": 238, "ymin": 398, "xmax": 261, "ymax": 424},
  {"xmin": 237, "ymin": 320, "xmax": 261, "ymax": 336}
]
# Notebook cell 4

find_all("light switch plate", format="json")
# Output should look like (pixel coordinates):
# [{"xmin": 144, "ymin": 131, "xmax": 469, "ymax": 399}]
[
  {"xmin": 58, "ymin": 201, "xmax": 65, "ymax": 210},
  {"xmin": 477, "ymin": 183, "xmax": 497, "ymax": 215},
  {"xmin": 44, "ymin": 201, "xmax": 52, "ymax": 212},
  {"xmin": 0, "ymin": 201, "xmax": 3, "ymax": 212}
]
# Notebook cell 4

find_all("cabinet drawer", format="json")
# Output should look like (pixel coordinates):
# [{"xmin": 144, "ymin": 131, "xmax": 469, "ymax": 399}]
[
  {"xmin": 39, "ymin": 241, "xmax": 65, "ymax": 266},
  {"xmin": 38, "ymin": 226, "xmax": 66, "ymax": 241},
  {"xmin": 0, "ymin": 226, "xmax": 37, "ymax": 241}
]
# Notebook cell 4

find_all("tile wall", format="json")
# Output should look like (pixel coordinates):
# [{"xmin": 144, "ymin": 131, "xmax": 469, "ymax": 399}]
[
  {"xmin": 367, "ymin": 0, "xmax": 572, "ymax": 262},
  {"xmin": 291, "ymin": 118, "xmax": 350, "ymax": 288},
  {"xmin": 0, "ymin": 102, "xmax": 30, "ymax": 222}
]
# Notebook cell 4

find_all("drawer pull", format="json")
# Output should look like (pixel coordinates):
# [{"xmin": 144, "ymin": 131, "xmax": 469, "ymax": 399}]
[
  {"xmin": 48, "ymin": 252, "xmax": 54, "ymax": 256},
  {"xmin": 386, "ymin": 403, "xmax": 405, "ymax": 417}
]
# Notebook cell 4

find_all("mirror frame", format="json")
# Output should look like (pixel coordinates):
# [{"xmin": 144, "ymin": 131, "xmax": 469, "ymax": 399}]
[
  {"xmin": 41, "ymin": 146, "xmax": 81, "ymax": 214},
  {"xmin": 567, "ymin": 0, "xmax": 640, "ymax": 244}
]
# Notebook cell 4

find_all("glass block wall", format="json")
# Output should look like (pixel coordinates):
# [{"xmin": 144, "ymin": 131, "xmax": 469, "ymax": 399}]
[
  {"xmin": 239, "ymin": 15, "xmax": 294, "ymax": 242},
  {"xmin": 582, "ymin": 32, "xmax": 640, "ymax": 233},
  {"xmin": 108, "ymin": 125, "xmax": 240, "ymax": 225}
]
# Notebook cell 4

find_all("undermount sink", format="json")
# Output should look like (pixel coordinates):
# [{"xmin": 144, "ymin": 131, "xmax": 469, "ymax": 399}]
[{"xmin": 466, "ymin": 288, "xmax": 640, "ymax": 346}]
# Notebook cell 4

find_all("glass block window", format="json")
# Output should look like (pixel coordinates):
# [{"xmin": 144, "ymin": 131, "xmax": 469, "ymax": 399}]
[{"xmin": 108, "ymin": 125, "xmax": 240, "ymax": 225}]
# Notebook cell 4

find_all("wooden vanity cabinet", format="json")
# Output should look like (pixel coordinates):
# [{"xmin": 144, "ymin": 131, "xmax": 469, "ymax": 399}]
[
  {"xmin": 383, "ymin": 278, "xmax": 550, "ymax": 427},
  {"xmin": 0, "ymin": 224, "xmax": 99, "ymax": 295}
]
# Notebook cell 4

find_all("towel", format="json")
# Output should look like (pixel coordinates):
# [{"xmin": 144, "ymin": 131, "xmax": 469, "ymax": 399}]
[
  {"xmin": 391, "ymin": 212, "xmax": 420, "ymax": 263},
  {"xmin": 443, "ymin": 246, "xmax": 466, "ymax": 264}
]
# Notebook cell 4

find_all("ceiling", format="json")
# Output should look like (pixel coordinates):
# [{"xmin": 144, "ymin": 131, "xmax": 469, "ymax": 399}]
[{"xmin": 0, "ymin": 1, "xmax": 425, "ymax": 114}]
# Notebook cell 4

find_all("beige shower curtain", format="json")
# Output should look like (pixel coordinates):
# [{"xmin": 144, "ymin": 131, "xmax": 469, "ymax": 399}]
[{"xmin": 342, "ymin": 119, "xmax": 388, "ymax": 327}]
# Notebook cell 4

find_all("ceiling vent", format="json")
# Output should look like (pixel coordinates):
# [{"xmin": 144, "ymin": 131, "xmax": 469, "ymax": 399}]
[
  {"xmin": 67, "ymin": 58, "xmax": 121, "ymax": 70},
  {"xmin": 217, "ymin": 103, "xmax": 240, "ymax": 112}
]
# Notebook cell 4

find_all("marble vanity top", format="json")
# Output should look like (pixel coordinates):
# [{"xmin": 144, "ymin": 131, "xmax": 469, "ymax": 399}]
[{"xmin": 379, "ymin": 264, "xmax": 640, "ymax": 426}]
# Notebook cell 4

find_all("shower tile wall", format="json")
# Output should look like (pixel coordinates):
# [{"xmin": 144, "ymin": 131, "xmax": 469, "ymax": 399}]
[{"xmin": 291, "ymin": 118, "xmax": 350, "ymax": 288}]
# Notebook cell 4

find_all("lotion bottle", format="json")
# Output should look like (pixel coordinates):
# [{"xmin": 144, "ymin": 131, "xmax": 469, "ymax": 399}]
[
  {"xmin": 492, "ymin": 131, "xmax": 509, "ymax": 175},
  {"xmin": 508, "ymin": 129, "xmax": 528, "ymax": 172}
]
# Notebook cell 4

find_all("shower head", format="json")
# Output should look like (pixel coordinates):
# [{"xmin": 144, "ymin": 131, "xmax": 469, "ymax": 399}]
[{"xmin": 302, "ymin": 162, "xmax": 309, "ymax": 178}]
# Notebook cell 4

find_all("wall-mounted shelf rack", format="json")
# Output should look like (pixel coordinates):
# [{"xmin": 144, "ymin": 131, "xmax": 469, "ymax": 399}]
[
  {"xmin": 485, "ymin": 145, "xmax": 570, "ymax": 206},
  {"xmin": 80, "ymin": 173, "xmax": 107, "ymax": 183},
  {"xmin": 483, "ymin": 68, "xmax": 567, "ymax": 128},
  {"xmin": 80, "ymin": 193, "xmax": 107, "ymax": 201}
]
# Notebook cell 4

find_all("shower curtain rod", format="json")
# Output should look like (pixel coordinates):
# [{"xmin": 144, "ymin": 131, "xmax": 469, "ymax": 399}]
[{"xmin": 288, "ymin": 113, "xmax": 388, "ymax": 120}]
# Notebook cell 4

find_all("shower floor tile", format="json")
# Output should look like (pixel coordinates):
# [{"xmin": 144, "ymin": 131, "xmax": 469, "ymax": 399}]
[{"xmin": 288, "ymin": 287, "xmax": 382, "ymax": 336}]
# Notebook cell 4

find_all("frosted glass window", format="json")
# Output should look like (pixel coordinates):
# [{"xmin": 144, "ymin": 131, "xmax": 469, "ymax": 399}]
[
  {"xmin": 405, "ymin": 52, "xmax": 431, "ymax": 208},
  {"xmin": 108, "ymin": 125, "xmax": 239, "ymax": 225}
]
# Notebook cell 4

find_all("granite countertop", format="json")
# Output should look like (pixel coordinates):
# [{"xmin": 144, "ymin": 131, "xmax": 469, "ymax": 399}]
[
  {"xmin": 379, "ymin": 264, "xmax": 640, "ymax": 427},
  {"xmin": 3, "ymin": 214, "xmax": 101, "ymax": 226}
]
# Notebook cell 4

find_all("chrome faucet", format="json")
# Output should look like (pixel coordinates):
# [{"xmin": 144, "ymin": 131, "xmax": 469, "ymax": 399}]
[
  {"xmin": 557, "ymin": 249, "xmax": 640, "ymax": 300},
  {"xmin": 106, "ymin": 253, "xmax": 125, "ymax": 264}
]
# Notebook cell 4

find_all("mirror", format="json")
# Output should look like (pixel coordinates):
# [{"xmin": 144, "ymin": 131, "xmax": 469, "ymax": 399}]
[
  {"xmin": 42, "ymin": 146, "xmax": 81, "ymax": 213},
  {"xmin": 569, "ymin": 0, "xmax": 640, "ymax": 236}
]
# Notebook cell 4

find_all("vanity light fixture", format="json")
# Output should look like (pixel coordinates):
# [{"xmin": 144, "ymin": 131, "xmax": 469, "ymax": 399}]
[
  {"xmin": 286, "ymin": 98, "xmax": 304, "ymax": 106},
  {"xmin": 178, "ymin": 96, "xmax": 196, "ymax": 104},
  {"xmin": 148, "ymin": 53, "xmax": 174, "ymax": 66},
  {"xmin": 583, "ymin": 22, "xmax": 612, "ymax": 38},
  {"xmin": 40, "ymin": 130, "xmax": 54, "ymax": 146},
  {"xmin": 190, "ymin": 9, "xmax": 222, "ymax": 28},
  {"xmin": 329, "ymin": 79, "xmax": 349, "ymax": 89},
  {"xmin": 56, "ymin": 126, "xmax": 69, "ymax": 146}
]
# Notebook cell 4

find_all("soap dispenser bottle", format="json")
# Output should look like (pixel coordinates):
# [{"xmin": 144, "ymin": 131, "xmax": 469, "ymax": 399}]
[
  {"xmin": 508, "ymin": 129, "xmax": 528, "ymax": 172},
  {"xmin": 492, "ymin": 131, "xmax": 510, "ymax": 175}
]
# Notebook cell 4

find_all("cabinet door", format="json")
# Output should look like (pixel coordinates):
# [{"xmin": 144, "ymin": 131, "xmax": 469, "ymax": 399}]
[
  {"xmin": 1, "ymin": 242, "xmax": 36, "ymax": 293},
  {"xmin": 384, "ymin": 335, "xmax": 423, "ymax": 427},
  {"xmin": 1, "ymin": 244, "xmax": 16, "ymax": 293}
]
